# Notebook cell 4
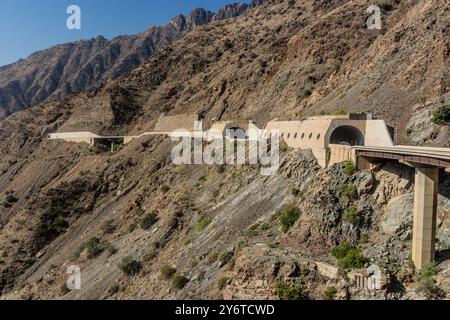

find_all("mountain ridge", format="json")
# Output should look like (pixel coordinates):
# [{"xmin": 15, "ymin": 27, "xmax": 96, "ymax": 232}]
[{"xmin": 0, "ymin": 0, "xmax": 264, "ymax": 120}]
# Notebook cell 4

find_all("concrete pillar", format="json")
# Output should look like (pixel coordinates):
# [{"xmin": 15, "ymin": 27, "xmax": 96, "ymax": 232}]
[
  {"xmin": 356, "ymin": 155, "xmax": 371, "ymax": 170},
  {"xmin": 412, "ymin": 167, "xmax": 439, "ymax": 269}
]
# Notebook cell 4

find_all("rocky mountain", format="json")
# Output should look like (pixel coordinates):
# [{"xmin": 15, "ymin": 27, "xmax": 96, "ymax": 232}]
[
  {"xmin": 0, "ymin": 0, "xmax": 264, "ymax": 120},
  {"xmin": 0, "ymin": 0, "xmax": 449, "ymax": 300}
]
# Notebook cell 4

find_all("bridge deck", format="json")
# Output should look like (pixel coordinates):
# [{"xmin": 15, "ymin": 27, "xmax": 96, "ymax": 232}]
[{"xmin": 353, "ymin": 145, "xmax": 450, "ymax": 168}]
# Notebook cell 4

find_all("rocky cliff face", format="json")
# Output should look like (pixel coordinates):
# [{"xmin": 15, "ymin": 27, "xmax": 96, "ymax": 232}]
[
  {"xmin": 0, "ymin": 0, "xmax": 264, "ymax": 121},
  {"xmin": 0, "ymin": 0, "xmax": 449, "ymax": 300}
]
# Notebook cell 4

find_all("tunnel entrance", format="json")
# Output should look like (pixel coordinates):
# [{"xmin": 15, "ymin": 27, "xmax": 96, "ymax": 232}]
[
  {"xmin": 92, "ymin": 137, "xmax": 125, "ymax": 152},
  {"xmin": 329, "ymin": 126, "xmax": 364, "ymax": 146},
  {"xmin": 226, "ymin": 127, "xmax": 247, "ymax": 140}
]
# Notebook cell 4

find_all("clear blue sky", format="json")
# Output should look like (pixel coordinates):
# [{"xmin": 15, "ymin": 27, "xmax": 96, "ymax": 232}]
[{"xmin": 0, "ymin": 0, "xmax": 244, "ymax": 67}]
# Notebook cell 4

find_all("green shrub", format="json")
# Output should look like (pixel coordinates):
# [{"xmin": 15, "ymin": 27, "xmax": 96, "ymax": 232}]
[
  {"xmin": 445, "ymin": 76, "xmax": 450, "ymax": 87},
  {"xmin": 279, "ymin": 204, "xmax": 301, "ymax": 233},
  {"xmin": 343, "ymin": 205, "xmax": 359, "ymax": 225},
  {"xmin": 414, "ymin": 262, "xmax": 444, "ymax": 298},
  {"xmin": 432, "ymin": 105, "xmax": 450, "ymax": 125},
  {"xmin": 118, "ymin": 256, "xmax": 141, "ymax": 276},
  {"xmin": 338, "ymin": 249, "xmax": 366, "ymax": 269},
  {"xmin": 415, "ymin": 262, "xmax": 437, "ymax": 282},
  {"xmin": 323, "ymin": 286, "xmax": 337, "ymax": 300},
  {"xmin": 83, "ymin": 237, "xmax": 105, "ymax": 259},
  {"xmin": 172, "ymin": 274, "xmax": 189, "ymax": 290},
  {"xmin": 195, "ymin": 216, "xmax": 211, "ymax": 233},
  {"xmin": 260, "ymin": 223, "xmax": 271, "ymax": 231},
  {"xmin": 332, "ymin": 243, "xmax": 366, "ymax": 269},
  {"xmin": 128, "ymin": 220, "xmax": 138, "ymax": 233},
  {"xmin": 35, "ymin": 215, "xmax": 69, "ymax": 247},
  {"xmin": 140, "ymin": 211, "xmax": 159, "ymax": 230},
  {"xmin": 291, "ymin": 187, "xmax": 301, "ymax": 197},
  {"xmin": 331, "ymin": 242, "xmax": 353, "ymax": 260},
  {"xmin": 161, "ymin": 265, "xmax": 177, "ymax": 279},
  {"xmin": 343, "ymin": 160, "xmax": 356, "ymax": 175},
  {"xmin": 218, "ymin": 276, "xmax": 230, "ymax": 290},
  {"xmin": 301, "ymin": 89, "xmax": 312, "ymax": 98},
  {"xmin": 406, "ymin": 128, "xmax": 413, "ymax": 136},
  {"xmin": 198, "ymin": 175, "xmax": 208, "ymax": 184},
  {"xmin": 342, "ymin": 183, "xmax": 357, "ymax": 199},
  {"xmin": 179, "ymin": 195, "xmax": 194, "ymax": 209},
  {"xmin": 276, "ymin": 281, "xmax": 307, "ymax": 300}
]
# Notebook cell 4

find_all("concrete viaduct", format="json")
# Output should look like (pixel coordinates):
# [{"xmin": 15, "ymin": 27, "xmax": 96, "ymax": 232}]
[{"xmin": 354, "ymin": 145, "xmax": 450, "ymax": 269}]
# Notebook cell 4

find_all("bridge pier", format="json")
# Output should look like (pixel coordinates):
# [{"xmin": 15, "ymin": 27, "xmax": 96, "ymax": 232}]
[{"xmin": 412, "ymin": 167, "xmax": 438, "ymax": 269}]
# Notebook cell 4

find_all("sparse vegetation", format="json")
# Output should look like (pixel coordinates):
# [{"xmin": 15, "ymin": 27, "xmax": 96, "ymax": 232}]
[
  {"xmin": 343, "ymin": 160, "xmax": 356, "ymax": 175},
  {"xmin": 276, "ymin": 281, "xmax": 307, "ymax": 300},
  {"xmin": 179, "ymin": 195, "xmax": 194, "ymax": 209},
  {"xmin": 279, "ymin": 204, "xmax": 301, "ymax": 233},
  {"xmin": 35, "ymin": 215, "xmax": 69, "ymax": 247},
  {"xmin": 208, "ymin": 252, "xmax": 219, "ymax": 264},
  {"xmin": 101, "ymin": 219, "xmax": 116, "ymax": 234},
  {"xmin": 342, "ymin": 183, "xmax": 357, "ymax": 199},
  {"xmin": 128, "ymin": 220, "xmax": 138, "ymax": 233},
  {"xmin": 331, "ymin": 242, "xmax": 366, "ymax": 269},
  {"xmin": 406, "ymin": 127, "xmax": 413, "ymax": 136},
  {"xmin": 301, "ymin": 89, "xmax": 312, "ymax": 99},
  {"xmin": 445, "ymin": 76, "xmax": 450, "ymax": 87},
  {"xmin": 198, "ymin": 175, "xmax": 208, "ymax": 184},
  {"xmin": 416, "ymin": 262, "xmax": 437, "ymax": 282},
  {"xmin": 195, "ymin": 216, "xmax": 211, "ymax": 233},
  {"xmin": 218, "ymin": 276, "xmax": 230, "ymax": 290},
  {"xmin": 140, "ymin": 211, "xmax": 158, "ymax": 230},
  {"xmin": 60, "ymin": 283, "xmax": 71, "ymax": 295},
  {"xmin": 161, "ymin": 265, "xmax": 177, "ymax": 279},
  {"xmin": 415, "ymin": 262, "xmax": 444, "ymax": 298},
  {"xmin": 2, "ymin": 194, "xmax": 18, "ymax": 208},
  {"xmin": 343, "ymin": 205, "xmax": 359, "ymax": 225},
  {"xmin": 108, "ymin": 283, "xmax": 120, "ymax": 295},
  {"xmin": 291, "ymin": 187, "xmax": 301, "ymax": 197},
  {"xmin": 287, "ymin": 0, "xmax": 296, "ymax": 8},
  {"xmin": 118, "ymin": 256, "xmax": 141, "ymax": 276},
  {"xmin": 218, "ymin": 251, "xmax": 234, "ymax": 266},
  {"xmin": 432, "ymin": 105, "xmax": 450, "ymax": 125},
  {"xmin": 322, "ymin": 286, "xmax": 338, "ymax": 300},
  {"xmin": 161, "ymin": 185, "xmax": 170, "ymax": 193},
  {"xmin": 172, "ymin": 274, "xmax": 189, "ymax": 290},
  {"xmin": 81, "ymin": 237, "xmax": 105, "ymax": 259}
]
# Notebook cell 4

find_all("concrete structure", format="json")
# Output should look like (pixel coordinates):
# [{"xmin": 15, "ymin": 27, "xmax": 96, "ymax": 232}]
[
  {"xmin": 353, "ymin": 145, "xmax": 450, "ymax": 269},
  {"xmin": 348, "ymin": 268, "xmax": 388, "ymax": 291},
  {"xmin": 154, "ymin": 113, "xmax": 200, "ymax": 133},
  {"xmin": 47, "ymin": 132, "xmax": 100, "ymax": 144},
  {"xmin": 48, "ymin": 114, "xmax": 202, "ymax": 148},
  {"xmin": 48, "ymin": 113, "xmax": 450, "ymax": 269},
  {"xmin": 412, "ymin": 167, "xmax": 438, "ymax": 268},
  {"xmin": 206, "ymin": 121, "xmax": 261, "ymax": 141},
  {"xmin": 265, "ymin": 114, "xmax": 394, "ymax": 167}
]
